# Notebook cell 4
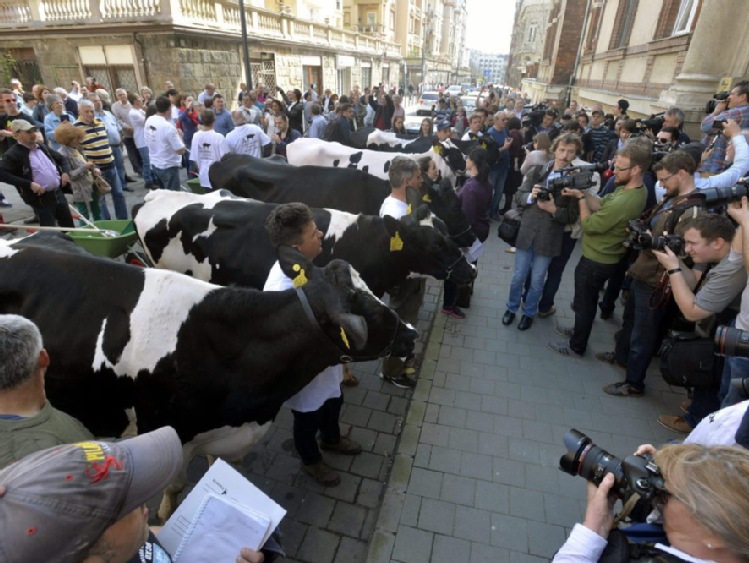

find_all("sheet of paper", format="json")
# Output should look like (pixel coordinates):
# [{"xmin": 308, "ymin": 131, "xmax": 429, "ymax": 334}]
[
  {"xmin": 173, "ymin": 494, "xmax": 271, "ymax": 561},
  {"xmin": 158, "ymin": 459, "xmax": 286, "ymax": 556},
  {"xmin": 464, "ymin": 239, "xmax": 484, "ymax": 263}
]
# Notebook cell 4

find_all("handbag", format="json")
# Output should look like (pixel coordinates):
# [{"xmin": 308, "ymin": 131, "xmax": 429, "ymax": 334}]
[
  {"xmin": 497, "ymin": 207, "xmax": 522, "ymax": 245},
  {"xmin": 659, "ymin": 330, "xmax": 721, "ymax": 388},
  {"xmin": 92, "ymin": 173, "xmax": 112, "ymax": 195}
]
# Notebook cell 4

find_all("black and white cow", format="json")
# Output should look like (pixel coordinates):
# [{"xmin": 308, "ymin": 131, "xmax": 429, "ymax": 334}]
[
  {"xmin": 134, "ymin": 190, "xmax": 476, "ymax": 297},
  {"xmin": 0, "ymin": 233, "xmax": 416, "ymax": 444},
  {"xmin": 209, "ymin": 154, "xmax": 477, "ymax": 247},
  {"xmin": 286, "ymin": 137, "xmax": 467, "ymax": 185}
]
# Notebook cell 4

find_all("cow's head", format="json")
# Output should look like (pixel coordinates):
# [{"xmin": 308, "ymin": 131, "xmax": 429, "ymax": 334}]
[
  {"xmin": 382, "ymin": 205, "xmax": 477, "ymax": 285},
  {"xmin": 421, "ymin": 178, "xmax": 477, "ymax": 247},
  {"xmin": 278, "ymin": 246, "xmax": 416, "ymax": 360},
  {"xmin": 432, "ymin": 141, "xmax": 467, "ymax": 177}
]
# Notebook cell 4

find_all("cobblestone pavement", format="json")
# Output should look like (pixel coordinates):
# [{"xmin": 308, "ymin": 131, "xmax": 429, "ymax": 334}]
[{"xmin": 0, "ymin": 174, "xmax": 688, "ymax": 562}]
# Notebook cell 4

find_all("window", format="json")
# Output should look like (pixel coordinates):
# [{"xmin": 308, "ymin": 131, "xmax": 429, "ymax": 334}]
[
  {"xmin": 527, "ymin": 24, "xmax": 537, "ymax": 44},
  {"xmin": 366, "ymin": 12, "xmax": 376, "ymax": 25},
  {"xmin": 609, "ymin": 0, "xmax": 639, "ymax": 50},
  {"xmin": 673, "ymin": 0, "xmax": 699, "ymax": 34}
]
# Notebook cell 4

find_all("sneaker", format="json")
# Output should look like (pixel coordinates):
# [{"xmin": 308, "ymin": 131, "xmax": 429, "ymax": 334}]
[
  {"xmin": 595, "ymin": 351, "xmax": 626, "ymax": 369},
  {"xmin": 505, "ymin": 247, "xmax": 516, "ymax": 253},
  {"xmin": 320, "ymin": 436, "xmax": 362, "ymax": 455},
  {"xmin": 679, "ymin": 399, "xmax": 691, "ymax": 414},
  {"xmin": 547, "ymin": 341, "xmax": 582, "ymax": 357},
  {"xmin": 555, "ymin": 324, "xmax": 574, "ymax": 338},
  {"xmin": 379, "ymin": 371, "xmax": 417, "ymax": 389},
  {"xmin": 123, "ymin": 186, "xmax": 135, "ymax": 193},
  {"xmin": 145, "ymin": 183, "xmax": 158, "ymax": 190},
  {"xmin": 603, "ymin": 381, "xmax": 644, "ymax": 397},
  {"xmin": 302, "ymin": 461, "xmax": 341, "ymax": 486},
  {"xmin": 441, "ymin": 306, "xmax": 466, "ymax": 319},
  {"xmin": 657, "ymin": 415, "xmax": 692, "ymax": 434},
  {"xmin": 537, "ymin": 306, "xmax": 556, "ymax": 318},
  {"xmin": 599, "ymin": 307, "xmax": 614, "ymax": 320}
]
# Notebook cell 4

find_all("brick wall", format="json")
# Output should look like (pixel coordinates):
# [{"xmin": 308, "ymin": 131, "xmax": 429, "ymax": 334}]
[{"xmin": 549, "ymin": 0, "xmax": 586, "ymax": 85}]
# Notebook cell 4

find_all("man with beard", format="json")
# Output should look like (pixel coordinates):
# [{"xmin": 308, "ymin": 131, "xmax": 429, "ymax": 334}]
[{"xmin": 548, "ymin": 142, "xmax": 649, "ymax": 358}]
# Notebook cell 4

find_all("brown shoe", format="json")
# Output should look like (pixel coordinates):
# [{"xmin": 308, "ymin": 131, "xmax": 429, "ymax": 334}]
[
  {"xmin": 595, "ymin": 351, "xmax": 626, "ymax": 369},
  {"xmin": 303, "ymin": 461, "xmax": 341, "ymax": 486},
  {"xmin": 320, "ymin": 436, "xmax": 362, "ymax": 455},
  {"xmin": 657, "ymin": 415, "xmax": 692, "ymax": 434},
  {"xmin": 342, "ymin": 365, "xmax": 359, "ymax": 387},
  {"xmin": 680, "ymin": 399, "xmax": 691, "ymax": 414}
]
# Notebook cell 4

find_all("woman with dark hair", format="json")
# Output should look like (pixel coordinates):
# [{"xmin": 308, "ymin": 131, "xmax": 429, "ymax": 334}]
[
  {"xmin": 279, "ymin": 87, "xmax": 304, "ymax": 134},
  {"xmin": 503, "ymin": 115, "xmax": 525, "ymax": 215},
  {"xmin": 440, "ymin": 147, "xmax": 492, "ymax": 319},
  {"xmin": 390, "ymin": 115, "xmax": 408, "ymax": 136},
  {"xmin": 418, "ymin": 118, "xmax": 433, "ymax": 138}
]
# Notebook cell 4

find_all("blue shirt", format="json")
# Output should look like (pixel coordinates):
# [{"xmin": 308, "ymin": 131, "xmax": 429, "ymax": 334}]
[
  {"xmin": 486, "ymin": 126, "xmax": 510, "ymax": 169},
  {"xmin": 44, "ymin": 112, "xmax": 73, "ymax": 151},
  {"xmin": 95, "ymin": 110, "xmax": 122, "ymax": 145},
  {"xmin": 213, "ymin": 109, "xmax": 235, "ymax": 136}
]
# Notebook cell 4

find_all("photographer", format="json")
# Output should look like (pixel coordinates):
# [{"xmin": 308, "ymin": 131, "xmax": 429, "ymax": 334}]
[
  {"xmin": 553, "ymin": 443, "xmax": 749, "ymax": 562},
  {"xmin": 655, "ymin": 125, "xmax": 681, "ymax": 151},
  {"xmin": 700, "ymin": 81, "xmax": 749, "ymax": 174},
  {"xmin": 502, "ymin": 133, "xmax": 581, "ymax": 331},
  {"xmin": 548, "ymin": 143, "xmax": 649, "ymax": 357},
  {"xmin": 652, "ymin": 213, "xmax": 745, "ymax": 432},
  {"xmin": 694, "ymin": 118, "xmax": 749, "ymax": 189},
  {"xmin": 596, "ymin": 151, "xmax": 703, "ymax": 396},
  {"xmin": 663, "ymin": 106, "xmax": 691, "ymax": 144}
]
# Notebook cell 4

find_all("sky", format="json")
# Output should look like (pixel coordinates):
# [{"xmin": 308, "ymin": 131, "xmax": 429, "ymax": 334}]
[{"xmin": 465, "ymin": 0, "xmax": 516, "ymax": 53}]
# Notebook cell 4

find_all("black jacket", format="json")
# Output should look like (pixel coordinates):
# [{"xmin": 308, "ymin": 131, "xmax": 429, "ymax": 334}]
[{"xmin": 0, "ymin": 142, "xmax": 70, "ymax": 206}]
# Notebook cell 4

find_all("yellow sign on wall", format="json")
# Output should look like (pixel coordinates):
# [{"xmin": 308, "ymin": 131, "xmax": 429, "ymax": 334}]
[{"xmin": 718, "ymin": 77, "xmax": 733, "ymax": 93}]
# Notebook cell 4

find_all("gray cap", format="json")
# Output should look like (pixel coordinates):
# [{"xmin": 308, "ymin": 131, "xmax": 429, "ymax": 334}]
[{"xmin": 0, "ymin": 426, "xmax": 182, "ymax": 563}]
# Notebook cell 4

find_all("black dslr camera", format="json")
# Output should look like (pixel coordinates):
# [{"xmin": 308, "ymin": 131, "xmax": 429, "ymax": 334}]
[
  {"xmin": 559, "ymin": 429, "xmax": 666, "ymax": 522},
  {"xmin": 623, "ymin": 220, "xmax": 684, "ymax": 254},
  {"xmin": 706, "ymin": 91, "xmax": 730, "ymax": 114},
  {"xmin": 699, "ymin": 179, "xmax": 749, "ymax": 207},
  {"xmin": 715, "ymin": 325, "xmax": 749, "ymax": 400},
  {"xmin": 537, "ymin": 168, "xmax": 596, "ymax": 201}
]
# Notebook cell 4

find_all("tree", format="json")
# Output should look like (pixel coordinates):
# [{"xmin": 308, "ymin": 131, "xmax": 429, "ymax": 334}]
[{"xmin": 0, "ymin": 50, "xmax": 16, "ymax": 86}]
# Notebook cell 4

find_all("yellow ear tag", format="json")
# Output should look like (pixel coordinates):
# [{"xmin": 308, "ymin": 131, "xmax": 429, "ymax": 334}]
[
  {"xmin": 406, "ymin": 204, "xmax": 412, "ymax": 215},
  {"xmin": 433, "ymin": 144, "xmax": 443, "ymax": 155},
  {"xmin": 340, "ymin": 326, "xmax": 350, "ymax": 349},
  {"xmin": 422, "ymin": 193, "xmax": 431, "ymax": 203},
  {"xmin": 390, "ymin": 231, "xmax": 404, "ymax": 252},
  {"xmin": 292, "ymin": 263, "xmax": 308, "ymax": 287}
]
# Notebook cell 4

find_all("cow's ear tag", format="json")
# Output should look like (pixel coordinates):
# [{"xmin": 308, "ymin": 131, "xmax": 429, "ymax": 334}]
[
  {"xmin": 390, "ymin": 232, "xmax": 404, "ymax": 252},
  {"xmin": 433, "ymin": 144, "xmax": 443, "ymax": 155},
  {"xmin": 406, "ymin": 204, "xmax": 412, "ymax": 215},
  {"xmin": 292, "ymin": 263, "xmax": 308, "ymax": 287},
  {"xmin": 422, "ymin": 193, "xmax": 431, "ymax": 203},
  {"xmin": 340, "ymin": 327, "xmax": 350, "ymax": 349}
]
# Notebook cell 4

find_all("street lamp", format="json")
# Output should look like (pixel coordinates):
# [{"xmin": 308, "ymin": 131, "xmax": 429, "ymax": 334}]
[{"xmin": 239, "ymin": 0, "xmax": 253, "ymax": 90}]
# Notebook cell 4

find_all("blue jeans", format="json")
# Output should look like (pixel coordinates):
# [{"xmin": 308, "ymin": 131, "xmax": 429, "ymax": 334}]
[
  {"xmin": 153, "ymin": 166, "xmax": 182, "ymax": 191},
  {"xmin": 684, "ymin": 383, "xmax": 721, "ymax": 428},
  {"xmin": 614, "ymin": 280, "xmax": 669, "ymax": 392},
  {"xmin": 111, "ymin": 144, "xmax": 127, "ymax": 189},
  {"xmin": 507, "ymin": 247, "xmax": 552, "ymax": 318},
  {"xmin": 538, "ymin": 232, "xmax": 577, "ymax": 313},
  {"xmin": 489, "ymin": 166, "xmax": 509, "ymax": 218},
  {"xmin": 99, "ymin": 165, "xmax": 128, "ymax": 220},
  {"xmin": 137, "ymin": 146, "xmax": 154, "ymax": 184}
]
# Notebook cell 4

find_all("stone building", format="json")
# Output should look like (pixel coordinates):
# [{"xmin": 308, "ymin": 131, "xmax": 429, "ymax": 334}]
[
  {"xmin": 506, "ymin": 0, "xmax": 553, "ymax": 88},
  {"xmin": 0, "ymin": 0, "xmax": 468, "ymax": 98}
]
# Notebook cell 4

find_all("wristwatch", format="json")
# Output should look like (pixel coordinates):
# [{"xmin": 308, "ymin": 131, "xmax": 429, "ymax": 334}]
[{"xmin": 667, "ymin": 268, "xmax": 682, "ymax": 275}]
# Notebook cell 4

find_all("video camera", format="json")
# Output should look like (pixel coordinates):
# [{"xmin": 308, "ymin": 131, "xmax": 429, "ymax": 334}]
[
  {"xmin": 522, "ymin": 103, "xmax": 549, "ymax": 129},
  {"xmin": 559, "ymin": 429, "xmax": 666, "ymax": 522},
  {"xmin": 623, "ymin": 220, "xmax": 685, "ymax": 254},
  {"xmin": 632, "ymin": 112, "xmax": 666, "ymax": 133},
  {"xmin": 537, "ymin": 167, "xmax": 596, "ymax": 201},
  {"xmin": 699, "ymin": 178, "xmax": 749, "ymax": 207},
  {"xmin": 706, "ymin": 91, "xmax": 730, "ymax": 114}
]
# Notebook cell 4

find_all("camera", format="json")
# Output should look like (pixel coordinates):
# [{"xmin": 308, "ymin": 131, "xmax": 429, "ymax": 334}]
[
  {"xmin": 537, "ymin": 170, "xmax": 595, "ymax": 201},
  {"xmin": 699, "ymin": 180, "xmax": 749, "ymax": 207},
  {"xmin": 559, "ymin": 429, "xmax": 665, "ymax": 522},
  {"xmin": 633, "ymin": 112, "xmax": 665, "ymax": 133},
  {"xmin": 715, "ymin": 325, "xmax": 749, "ymax": 359},
  {"xmin": 623, "ymin": 220, "xmax": 684, "ymax": 254},
  {"xmin": 522, "ymin": 103, "xmax": 549, "ymax": 128},
  {"xmin": 706, "ymin": 91, "xmax": 730, "ymax": 114}
]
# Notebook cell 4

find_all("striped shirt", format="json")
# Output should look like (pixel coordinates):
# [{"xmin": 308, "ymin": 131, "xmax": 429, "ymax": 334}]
[{"xmin": 74, "ymin": 117, "xmax": 114, "ymax": 166}]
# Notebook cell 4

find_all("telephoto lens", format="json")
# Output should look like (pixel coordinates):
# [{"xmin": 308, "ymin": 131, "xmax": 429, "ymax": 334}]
[{"xmin": 715, "ymin": 325, "xmax": 749, "ymax": 358}]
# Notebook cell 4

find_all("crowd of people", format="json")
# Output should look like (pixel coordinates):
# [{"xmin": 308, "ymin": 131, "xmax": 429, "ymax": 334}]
[{"xmin": 5, "ymin": 73, "xmax": 749, "ymax": 562}]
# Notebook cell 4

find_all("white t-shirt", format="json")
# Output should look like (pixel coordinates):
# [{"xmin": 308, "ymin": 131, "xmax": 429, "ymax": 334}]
[
  {"xmin": 686, "ymin": 400, "xmax": 749, "ymax": 446},
  {"xmin": 379, "ymin": 196, "xmax": 409, "ymax": 219},
  {"xmin": 263, "ymin": 261, "xmax": 343, "ymax": 412},
  {"xmin": 144, "ymin": 114, "xmax": 185, "ymax": 169},
  {"xmin": 129, "ymin": 108, "xmax": 146, "ymax": 148},
  {"xmin": 222, "ymin": 124, "xmax": 270, "ymax": 158},
  {"xmin": 190, "ymin": 129, "xmax": 225, "ymax": 189}
]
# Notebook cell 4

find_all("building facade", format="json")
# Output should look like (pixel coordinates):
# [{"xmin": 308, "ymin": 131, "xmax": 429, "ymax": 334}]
[
  {"xmin": 469, "ymin": 51, "xmax": 509, "ymax": 86},
  {"xmin": 506, "ymin": 0, "xmax": 552, "ymax": 88}
]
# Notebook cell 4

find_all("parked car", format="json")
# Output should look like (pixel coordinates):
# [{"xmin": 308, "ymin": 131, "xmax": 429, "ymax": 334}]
[
  {"xmin": 446, "ymin": 85, "xmax": 463, "ymax": 97},
  {"xmin": 415, "ymin": 91, "xmax": 440, "ymax": 116}
]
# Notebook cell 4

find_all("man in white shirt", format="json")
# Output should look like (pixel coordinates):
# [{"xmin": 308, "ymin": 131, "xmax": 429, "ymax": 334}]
[
  {"xmin": 127, "ymin": 92, "xmax": 156, "ymax": 190},
  {"xmin": 263, "ymin": 203, "xmax": 362, "ymax": 487},
  {"xmin": 144, "ymin": 95, "xmax": 185, "ymax": 191},
  {"xmin": 190, "ymin": 110, "xmax": 225, "ymax": 190},
  {"xmin": 379, "ymin": 156, "xmax": 424, "ymax": 388},
  {"xmin": 223, "ymin": 111, "xmax": 271, "ymax": 158},
  {"xmin": 197, "ymin": 82, "xmax": 217, "ymax": 105}
]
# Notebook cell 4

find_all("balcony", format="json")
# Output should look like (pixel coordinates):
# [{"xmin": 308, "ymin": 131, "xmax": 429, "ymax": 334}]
[{"xmin": 0, "ymin": 0, "xmax": 401, "ymax": 56}]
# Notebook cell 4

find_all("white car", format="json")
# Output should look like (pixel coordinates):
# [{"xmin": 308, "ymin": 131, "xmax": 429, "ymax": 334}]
[
  {"xmin": 415, "ymin": 91, "xmax": 440, "ymax": 116},
  {"xmin": 446, "ymin": 85, "xmax": 463, "ymax": 97}
]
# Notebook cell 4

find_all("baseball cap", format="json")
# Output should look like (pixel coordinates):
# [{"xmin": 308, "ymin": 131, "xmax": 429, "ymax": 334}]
[
  {"xmin": 10, "ymin": 120, "xmax": 37, "ymax": 133},
  {"xmin": 0, "ymin": 426, "xmax": 182, "ymax": 563},
  {"xmin": 591, "ymin": 109, "xmax": 604, "ymax": 117},
  {"xmin": 437, "ymin": 120, "xmax": 451, "ymax": 132}
]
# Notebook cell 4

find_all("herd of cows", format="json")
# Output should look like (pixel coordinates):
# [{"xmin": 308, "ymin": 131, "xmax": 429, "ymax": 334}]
[{"xmin": 0, "ymin": 134, "xmax": 483, "ymax": 516}]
